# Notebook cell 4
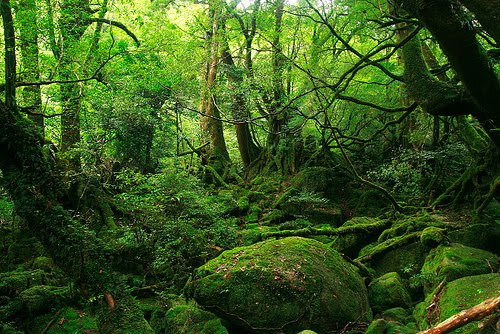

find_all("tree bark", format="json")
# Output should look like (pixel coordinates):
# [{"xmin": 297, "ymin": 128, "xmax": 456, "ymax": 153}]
[
  {"xmin": 396, "ymin": 0, "xmax": 500, "ymax": 147},
  {"xmin": 1, "ymin": 0, "xmax": 16, "ymax": 109},
  {"xmin": 418, "ymin": 296, "xmax": 500, "ymax": 334},
  {"xmin": 17, "ymin": 0, "xmax": 44, "ymax": 131},
  {"xmin": 221, "ymin": 49, "xmax": 260, "ymax": 168},
  {"xmin": 200, "ymin": 2, "xmax": 230, "ymax": 174},
  {"xmin": 459, "ymin": 0, "xmax": 500, "ymax": 45}
]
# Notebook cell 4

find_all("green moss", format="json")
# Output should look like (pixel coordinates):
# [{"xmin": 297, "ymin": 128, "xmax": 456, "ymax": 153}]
[
  {"xmin": 448, "ymin": 223, "xmax": 500, "ymax": 254},
  {"xmin": 420, "ymin": 243, "xmax": 499, "ymax": 294},
  {"xmin": 368, "ymin": 272, "xmax": 412, "ymax": 313},
  {"xmin": 369, "ymin": 242, "xmax": 429, "ymax": 279},
  {"xmin": 414, "ymin": 273, "xmax": 500, "ymax": 333},
  {"xmin": 27, "ymin": 307, "xmax": 98, "ymax": 334},
  {"xmin": 164, "ymin": 302, "xmax": 228, "ymax": 334},
  {"xmin": 96, "ymin": 294, "xmax": 154, "ymax": 334},
  {"xmin": 31, "ymin": 256, "xmax": 57, "ymax": 272},
  {"xmin": 365, "ymin": 319, "xmax": 417, "ymax": 334},
  {"xmin": 186, "ymin": 237, "xmax": 371, "ymax": 333},
  {"xmin": 381, "ymin": 307, "xmax": 413, "ymax": 324},
  {"xmin": 420, "ymin": 227, "xmax": 447, "ymax": 248},
  {"xmin": 0, "ymin": 269, "xmax": 47, "ymax": 296},
  {"xmin": 18, "ymin": 285, "xmax": 70, "ymax": 315},
  {"xmin": 378, "ymin": 213, "xmax": 445, "ymax": 242},
  {"xmin": 332, "ymin": 217, "xmax": 388, "ymax": 258}
]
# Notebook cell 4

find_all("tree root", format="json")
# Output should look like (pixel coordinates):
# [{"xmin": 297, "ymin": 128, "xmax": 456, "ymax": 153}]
[
  {"xmin": 260, "ymin": 219, "xmax": 390, "ymax": 241},
  {"xmin": 355, "ymin": 231, "xmax": 422, "ymax": 263}
]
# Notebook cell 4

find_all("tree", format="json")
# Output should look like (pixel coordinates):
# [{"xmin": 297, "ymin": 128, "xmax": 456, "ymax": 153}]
[
  {"xmin": 394, "ymin": 0, "xmax": 500, "ymax": 147},
  {"xmin": 1, "ymin": 1, "xmax": 155, "ymax": 331},
  {"xmin": 16, "ymin": 0, "xmax": 44, "ymax": 131},
  {"xmin": 199, "ymin": 0, "xmax": 231, "ymax": 174}
]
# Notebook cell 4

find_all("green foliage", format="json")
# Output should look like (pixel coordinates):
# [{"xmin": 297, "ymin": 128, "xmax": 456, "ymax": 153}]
[
  {"xmin": 113, "ymin": 168, "xmax": 238, "ymax": 291},
  {"xmin": 368, "ymin": 144, "xmax": 473, "ymax": 204}
]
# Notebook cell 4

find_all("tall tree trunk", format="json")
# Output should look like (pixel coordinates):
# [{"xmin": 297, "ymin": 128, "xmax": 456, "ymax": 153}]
[
  {"xmin": 267, "ymin": 0, "xmax": 286, "ymax": 153},
  {"xmin": 1, "ymin": 0, "xmax": 16, "ymax": 109},
  {"xmin": 58, "ymin": 0, "xmax": 92, "ymax": 170},
  {"xmin": 17, "ymin": 0, "xmax": 44, "ymax": 131},
  {"xmin": 221, "ymin": 49, "xmax": 260, "ymax": 168},
  {"xmin": 200, "ymin": 2, "xmax": 230, "ymax": 174}
]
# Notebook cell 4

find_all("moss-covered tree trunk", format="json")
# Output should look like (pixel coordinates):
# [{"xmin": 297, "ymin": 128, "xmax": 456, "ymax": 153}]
[
  {"xmin": 221, "ymin": 49, "xmax": 261, "ymax": 168},
  {"xmin": 200, "ymin": 1, "xmax": 230, "ymax": 175},
  {"xmin": 17, "ymin": 0, "xmax": 44, "ymax": 132},
  {"xmin": 395, "ymin": 0, "xmax": 500, "ymax": 147},
  {"xmin": 58, "ymin": 0, "xmax": 92, "ymax": 170}
]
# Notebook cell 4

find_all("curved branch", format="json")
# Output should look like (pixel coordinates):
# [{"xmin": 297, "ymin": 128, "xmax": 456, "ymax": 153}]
[{"xmin": 88, "ymin": 17, "xmax": 140, "ymax": 46}]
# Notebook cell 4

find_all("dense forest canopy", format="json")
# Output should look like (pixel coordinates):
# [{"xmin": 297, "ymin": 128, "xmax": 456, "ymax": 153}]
[{"xmin": 0, "ymin": 0, "xmax": 499, "ymax": 333}]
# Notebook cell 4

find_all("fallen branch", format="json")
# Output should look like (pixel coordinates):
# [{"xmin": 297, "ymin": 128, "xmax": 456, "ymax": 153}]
[{"xmin": 418, "ymin": 296, "xmax": 500, "ymax": 334}]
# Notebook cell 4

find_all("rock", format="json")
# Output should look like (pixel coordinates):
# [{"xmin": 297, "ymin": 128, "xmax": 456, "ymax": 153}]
[
  {"xmin": 367, "ymin": 242, "xmax": 429, "ymax": 279},
  {"xmin": 420, "ymin": 243, "xmax": 499, "ymax": 294},
  {"xmin": 365, "ymin": 319, "xmax": 417, "ymax": 334},
  {"xmin": 449, "ymin": 223, "xmax": 500, "ymax": 254},
  {"xmin": 414, "ymin": 273, "xmax": 500, "ymax": 334},
  {"xmin": 18, "ymin": 285, "xmax": 70, "ymax": 315},
  {"xmin": 381, "ymin": 307, "xmax": 413, "ymax": 324},
  {"xmin": 185, "ymin": 237, "xmax": 372, "ymax": 333},
  {"xmin": 420, "ymin": 227, "xmax": 447, "ymax": 248},
  {"xmin": 368, "ymin": 272, "xmax": 412, "ymax": 313},
  {"xmin": 164, "ymin": 303, "xmax": 228, "ymax": 334}
]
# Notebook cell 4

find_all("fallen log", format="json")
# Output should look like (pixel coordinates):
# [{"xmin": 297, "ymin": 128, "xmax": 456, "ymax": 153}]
[{"xmin": 418, "ymin": 296, "xmax": 500, "ymax": 334}]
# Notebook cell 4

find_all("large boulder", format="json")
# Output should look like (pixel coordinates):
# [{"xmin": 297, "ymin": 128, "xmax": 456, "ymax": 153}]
[
  {"xmin": 368, "ymin": 272, "xmax": 412, "ymax": 313},
  {"xmin": 414, "ymin": 273, "xmax": 500, "ymax": 334},
  {"xmin": 420, "ymin": 243, "xmax": 499, "ymax": 294},
  {"xmin": 185, "ymin": 237, "xmax": 372, "ymax": 333}
]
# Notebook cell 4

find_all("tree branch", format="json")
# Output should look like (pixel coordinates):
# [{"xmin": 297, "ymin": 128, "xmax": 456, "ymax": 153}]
[
  {"xmin": 87, "ymin": 17, "xmax": 140, "ymax": 46},
  {"xmin": 418, "ymin": 296, "xmax": 500, "ymax": 334}
]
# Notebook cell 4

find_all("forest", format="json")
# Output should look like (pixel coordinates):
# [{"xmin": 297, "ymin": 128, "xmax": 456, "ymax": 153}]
[{"xmin": 0, "ymin": 0, "xmax": 499, "ymax": 333}]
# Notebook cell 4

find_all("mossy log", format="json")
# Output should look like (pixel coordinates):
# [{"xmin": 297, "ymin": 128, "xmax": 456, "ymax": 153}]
[
  {"xmin": 260, "ymin": 218, "xmax": 391, "ymax": 240},
  {"xmin": 356, "ymin": 231, "xmax": 422, "ymax": 263}
]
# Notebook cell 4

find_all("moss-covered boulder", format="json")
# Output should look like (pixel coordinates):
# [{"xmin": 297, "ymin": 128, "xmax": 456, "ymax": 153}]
[
  {"xmin": 420, "ymin": 227, "xmax": 447, "ymax": 248},
  {"xmin": 449, "ymin": 223, "xmax": 500, "ymax": 254},
  {"xmin": 185, "ymin": 237, "xmax": 372, "ymax": 333},
  {"xmin": 420, "ymin": 243, "xmax": 499, "ymax": 294},
  {"xmin": 26, "ymin": 307, "xmax": 97, "ymax": 334},
  {"xmin": 414, "ymin": 273, "xmax": 500, "ymax": 334},
  {"xmin": 380, "ymin": 307, "xmax": 413, "ymax": 324},
  {"xmin": 0, "ymin": 269, "xmax": 47, "ymax": 296},
  {"xmin": 368, "ymin": 272, "xmax": 412, "ymax": 313},
  {"xmin": 365, "ymin": 319, "xmax": 417, "ymax": 334},
  {"xmin": 364, "ymin": 241, "xmax": 429, "ymax": 279},
  {"xmin": 18, "ymin": 285, "xmax": 70, "ymax": 315},
  {"xmin": 163, "ymin": 303, "xmax": 228, "ymax": 334}
]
